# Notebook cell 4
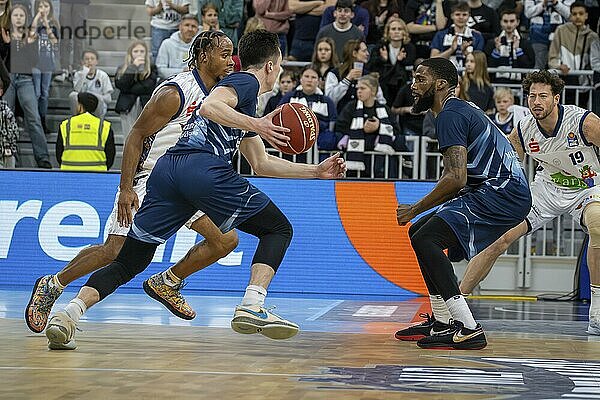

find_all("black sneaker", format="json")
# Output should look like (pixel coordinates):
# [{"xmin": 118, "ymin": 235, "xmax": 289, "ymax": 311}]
[
  {"xmin": 394, "ymin": 313, "xmax": 452, "ymax": 341},
  {"xmin": 416, "ymin": 320, "xmax": 487, "ymax": 350}
]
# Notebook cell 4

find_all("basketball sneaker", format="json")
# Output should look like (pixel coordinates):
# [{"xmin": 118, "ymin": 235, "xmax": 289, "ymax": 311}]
[
  {"xmin": 25, "ymin": 275, "xmax": 63, "ymax": 333},
  {"xmin": 587, "ymin": 319, "xmax": 600, "ymax": 335},
  {"xmin": 416, "ymin": 320, "xmax": 487, "ymax": 350},
  {"xmin": 231, "ymin": 304, "xmax": 299, "ymax": 340},
  {"xmin": 143, "ymin": 273, "xmax": 196, "ymax": 320},
  {"xmin": 46, "ymin": 311, "xmax": 77, "ymax": 350},
  {"xmin": 394, "ymin": 313, "xmax": 452, "ymax": 341}
]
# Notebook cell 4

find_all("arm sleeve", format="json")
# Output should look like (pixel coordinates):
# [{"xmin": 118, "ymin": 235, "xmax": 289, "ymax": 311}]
[
  {"xmin": 216, "ymin": 73, "xmax": 260, "ymax": 116},
  {"xmin": 555, "ymin": 0, "xmax": 573, "ymax": 20},
  {"xmin": 515, "ymin": 41, "xmax": 536, "ymax": 68},
  {"xmin": 547, "ymin": 30, "xmax": 561, "ymax": 68},
  {"xmin": 0, "ymin": 58, "xmax": 9, "ymax": 91},
  {"xmin": 130, "ymin": 65, "xmax": 159, "ymax": 95},
  {"xmin": 114, "ymin": 65, "xmax": 136, "ymax": 91},
  {"xmin": 156, "ymin": 44, "xmax": 180, "ymax": 79},
  {"xmin": 105, "ymin": 127, "xmax": 115, "ymax": 170},
  {"xmin": 320, "ymin": 7, "xmax": 334, "ymax": 29},
  {"xmin": 524, "ymin": 0, "xmax": 543, "ymax": 19},
  {"xmin": 430, "ymin": 31, "xmax": 444, "ymax": 51},
  {"xmin": 435, "ymin": 110, "xmax": 469, "ymax": 150},
  {"xmin": 591, "ymin": 40, "xmax": 600, "ymax": 73}
]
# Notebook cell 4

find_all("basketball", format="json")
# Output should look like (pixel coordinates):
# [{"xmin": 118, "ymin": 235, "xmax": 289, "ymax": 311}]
[{"xmin": 272, "ymin": 103, "xmax": 319, "ymax": 155}]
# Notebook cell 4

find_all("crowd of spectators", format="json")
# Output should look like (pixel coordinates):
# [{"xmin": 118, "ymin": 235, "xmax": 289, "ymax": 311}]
[{"xmin": 0, "ymin": 0, "xmax": 598, "ymax": 174}]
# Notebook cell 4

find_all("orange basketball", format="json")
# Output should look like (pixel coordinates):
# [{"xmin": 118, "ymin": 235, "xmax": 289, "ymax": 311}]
[{"xmin": 272, "ymin": 103, "xmax": 319, "ymax": 155}]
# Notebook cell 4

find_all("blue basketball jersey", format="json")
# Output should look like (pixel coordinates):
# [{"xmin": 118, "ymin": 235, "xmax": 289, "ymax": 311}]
[
  {"xmin": 171, "ymin": 72, "xmax": 260, "ymax": 164},
  {"xmin": 436, "ymin": 98, "xmax": 526, "ymax": 189}
]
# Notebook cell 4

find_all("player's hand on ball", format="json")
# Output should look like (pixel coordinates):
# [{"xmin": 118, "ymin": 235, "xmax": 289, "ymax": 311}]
[
  {"xmin": 117, "ymin": 187, "xmax": 139, "ymax": 227},
  {"xmin": 257, "ymin": 108, "xmax": 291, "ymax": 148},
  {"xmin": 316, "ymin": 152, "xmax": 347, "ymax": 179},
  {"xmin": 396, "ymin": 204, "xmax": 415, "ymax": 226}
]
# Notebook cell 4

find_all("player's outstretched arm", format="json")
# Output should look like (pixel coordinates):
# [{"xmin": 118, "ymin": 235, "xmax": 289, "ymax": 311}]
[
  {"xmin": 583, "ymin": 112, "xmax": 600, "ymax": 146},
  {"xmin": 117, "ymin": 85, "xmax": 181, "ymax": 227},
  {"xmin": 396, "ymin": 145, "xmax": 467, "ymax": 225},
  {"xmin": 199, "ymin": 86, "xmax": 290, "ymax": 147},
  {"xmin": 240, "ymin": 136, "xmax": 346, "ymax": 179}
]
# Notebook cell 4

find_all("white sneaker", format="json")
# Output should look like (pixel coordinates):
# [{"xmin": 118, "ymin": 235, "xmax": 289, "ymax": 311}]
[
  {"xmin": 46, "ymin": 311, "xmax": 77, "ymax": 350},
  {"xmin": 231, "ymin": 304, "xmax": 299, "ymax": 340}
]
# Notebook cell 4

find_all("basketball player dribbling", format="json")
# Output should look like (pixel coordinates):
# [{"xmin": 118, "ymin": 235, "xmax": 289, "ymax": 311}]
[{"xmin": 45, "ymin": 30, "xmax": 347, "ymax": 350}]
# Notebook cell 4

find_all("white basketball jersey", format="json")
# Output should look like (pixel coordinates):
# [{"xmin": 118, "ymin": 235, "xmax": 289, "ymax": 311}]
[
  {"xmin": 518, "ymin": 104, "xmax": 599, "ymax": 189},
  {"xmin": 135, "ymin": 70, "xmax": 208, "ymax": 176}
]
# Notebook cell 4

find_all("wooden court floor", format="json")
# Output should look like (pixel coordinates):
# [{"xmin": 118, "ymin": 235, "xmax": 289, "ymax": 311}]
[{"xmin": 2, "ymin": 290, "xmax": 600, "ymax": 400}]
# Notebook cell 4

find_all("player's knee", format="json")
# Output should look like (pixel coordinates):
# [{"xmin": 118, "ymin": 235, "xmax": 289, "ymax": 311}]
[
  {"xmin": 101, "ymin": 235, "xmax": 126, "ymax": 261},
  {"xmin": 585, "ymin": 203, "xmax": 600, "ymax": 249},
  {"xmin": 215, "ymin": 230, "xmax": 239, "ymax": 257}
]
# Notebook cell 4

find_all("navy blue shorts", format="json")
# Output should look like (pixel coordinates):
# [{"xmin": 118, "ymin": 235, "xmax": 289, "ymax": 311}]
[
  {"xmin": 130, "ymin": 152, "xmax": 271, "ymax": 244},
  {"xmin": 435, "ymin": 179, "xmax": 532, "ymax": 260}
]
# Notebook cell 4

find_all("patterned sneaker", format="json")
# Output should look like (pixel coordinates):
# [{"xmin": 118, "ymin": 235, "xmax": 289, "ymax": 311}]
[
  {"xmin": 25, "ymin": 275, "xmax": 63, "ymax": 333},
  {"xmin": 46, "ymin": 311, "xmax": 77, "ymax": 350},
  {"xmin": 416, "ymin": 320, "xmax": 487, "ymax": 350},
  {"xmin": 394, "ymin": 313, "xmax": 452, "ymax": 341},
  {"xmin": 231, "ymin": 304, "xmax": 299, "ymax": 340},
  {"xmin": 587, "ymin": 319, "xmax": 600, "ymax": 335},
  {"xmin": 143, "ymin": 273, "xmax": 196, "ymax": 320}
]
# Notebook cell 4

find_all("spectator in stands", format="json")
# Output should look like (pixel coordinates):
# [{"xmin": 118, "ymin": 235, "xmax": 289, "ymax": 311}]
[
  {"xmin": 69, "ymin": 49, "xmax": 113, "ymax": 117},
  {"xmin": 405, "ymin": 0, "xmax": 450, "ymax": 59},
  {"xmin": 197, "ymin": 0, "xmax": 243, "ymax": 48},
  {"xmin": 325, "ymin": 39, "xmax": 386, "ymax": 113},
  {"xmin": 263, "ymin": 69, "xmax": 296, "ymax": 115},
  {"xmin": 524, "ymin": 0, "xmax": 573, "ymax": 69},
  {"xmin": 391, "ymin": 57, "xmax": 425, "ymax": 150},
  {"xmin": 156, "ymin": 14, "xmax": 199, "ymax": 80},
  {"xmin": 335, "ymin": 73, "xmax": 402, "ymax": 174},
  {"xmin": 30, "ymin": 0, "xmax": 59, "ymax": 135},
  {"xmin": 253, "ymin": 0, "xmax": 293, "ymax": 56},
  {"xmin": 57, "ymin": 0, "xmax": 88, "ymax": 78},
  {"xmin": 320, "ymin": 0, "xmax": 369, "ymax": 37},
  {"xmin": 485, "ymin": 9, "xmax": 535, "ymax": 83},
  {"xmin": 3, "ymin": 4, "xmax": 52, "ymax": 169},
  {"xmin": 316, "ymin": 0, "xmax": 364, "ymax": 60},
  {"xmin": 57, "ymin": 92, "xmax": 115, "ymax": 171},
  {"xmin": 367, "ymin": 16, "xmax": 415, "ymax": 103},
  {"xmin": 491, "ymin": 86, "xmax": 531, "ymax": 135},
  {"xmin": 280, "ymin": 64, "xmax": 338, "ymax": 154},
  {"xmin": 466, "ymin": 0, "xmax": 501, "ymax": 41},
  {"xmin": 200, "ymin": 2, "xmax": 220, "ymax": 31},
  {"xmin": 430, "ymin": 2, "xmax": 485, "ymax": 67},
  {"xmin": 459, "ymin": 51, "xmax": 495, "ymax": 113},
  {"xmin": 115, "ymin": 40, "xmax": 158, "ymax": 138},
  {"xmin": 549, "ymin": 2, "xmax": 599, "ymax": 90},
  {"xmin": 146, "ymin": 0, "xmax": 190, "ymax": 61},
  {"xmin": 289, "ymin": 0, "xmax": 334, "ymax": 61},
  {"xmin": 0, "ymin": 79, "xmax": 19, "ymax": 168},
  {"xmin": 311, "ymin": 37, "xmax": 339, "ymax": 89},
  {"xmin": 360, "ymin": 0, "xmax": 403, "ymax": 44}
]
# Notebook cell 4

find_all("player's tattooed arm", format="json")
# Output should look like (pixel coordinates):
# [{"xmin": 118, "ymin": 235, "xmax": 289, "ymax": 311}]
[
  {"xmin": 583, "ymin": 112, "xmax": 600, "ymax": 147},
  {"xmin": 397, "ymin": 145, "xmax": 467, "ymax": 225},
  {"xmin": 507, "ymin": 127, "xmax": 525, "ymax": 161}
]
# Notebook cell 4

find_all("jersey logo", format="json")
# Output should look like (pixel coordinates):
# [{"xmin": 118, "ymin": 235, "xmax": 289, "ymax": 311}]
[
  {"xmin": 567, "ymin": 132, "xmax": 579, "ymax": 148},
  {"xmin": 186, "ymin": 101, "xmax": 198, "ymax": 117},
  {"xmin": 580, "ymin": 165, "xmax": 597, "ymax": 188},
  {"xmin": 528, "ymin": 139, "xmax": 540, "ymax": 153}
]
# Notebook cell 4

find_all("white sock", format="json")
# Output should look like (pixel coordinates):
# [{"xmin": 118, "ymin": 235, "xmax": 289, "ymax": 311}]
[
  {"xmin": 161, "ymin": 268, "xmax": 182, "ymax": 288},
  {"xmin": 64, "ymin": 298, "xmax": 87, "ymax": 323},
  {"xmin": 590, "ymin": 285, "xmax": 600, "ymax": 321},
  {"xmin": 446, "ymin": 295, "xmax": 477, "ymax": 329},
  {"xmin": 241, "ymin": 285, "xmax": 267, "ymax": 307},
  {"xmin": 49, "ymin": 274, "xmax": 65, "ymax": 291},
  {"xmin": 430, "ymin": 295, "xmax": 451, "ymax": 324}
]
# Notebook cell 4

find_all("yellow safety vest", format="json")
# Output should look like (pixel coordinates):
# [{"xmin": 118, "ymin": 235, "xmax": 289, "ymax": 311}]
[{"xmin": 59, "ymin": 112, "xmax": 111, "ymax": 171}]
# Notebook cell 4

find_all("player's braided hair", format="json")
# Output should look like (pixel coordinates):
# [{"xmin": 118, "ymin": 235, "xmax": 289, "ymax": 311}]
[{"xmin": 185, "ymin": 30, "xmax": 228, "ymax": 70}]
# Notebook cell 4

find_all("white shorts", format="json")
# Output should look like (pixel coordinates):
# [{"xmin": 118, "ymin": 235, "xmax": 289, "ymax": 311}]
[
  {"xmin": 106, "ymin": 174, "xmax": 206, "ymax": 236},
  {"xmin": 526, "ymin": 178, "xmax": 600, "ymax": 233}
]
